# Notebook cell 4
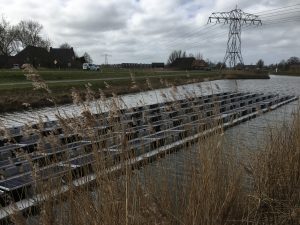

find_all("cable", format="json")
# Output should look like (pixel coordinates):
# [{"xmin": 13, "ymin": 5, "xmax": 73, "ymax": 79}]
[
  {"xmin": 121, "ymin": 5, "xmax": 300, "ymax": 63},
  {"xmin": 259, "ymin": 10, "xmax": 300, "ymax": 18},
  {"xmin": 254, "ymin": 3, "xmax": 300, "ymax": 14},
  {"xmin": 144, "ymin": 6, "xmax": 300, "ymax": 53}
]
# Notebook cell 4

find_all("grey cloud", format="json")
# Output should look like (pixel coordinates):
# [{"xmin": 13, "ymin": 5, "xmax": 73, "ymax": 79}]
[{"xmin": 0, "ymin": 0, "xmax": 299, "ymax": 64}]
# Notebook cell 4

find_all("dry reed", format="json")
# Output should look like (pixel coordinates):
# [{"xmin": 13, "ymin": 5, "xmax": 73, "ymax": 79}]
[{"xmin": 1, "ymin": 66, "xmax": 298, "ymax": 225}]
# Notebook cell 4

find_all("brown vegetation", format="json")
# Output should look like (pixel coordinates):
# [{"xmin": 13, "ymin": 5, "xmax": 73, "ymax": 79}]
[
  {"xmin": 222, "ymin": 69, "xmax": 270, "ymax": 79},
  {"xmin": 1, "ymin": 65, "xmax": 299, "ymax": 225}
]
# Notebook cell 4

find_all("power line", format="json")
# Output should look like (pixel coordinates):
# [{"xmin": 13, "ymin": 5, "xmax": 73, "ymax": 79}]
[
  {"xmin": 255, "ymin": 3, "xmax": 300, "ymax": 14},
  {"xmin": 208, "ymin": 7, "xmax": 262, "ymax": 68},
  {"xmin": 144, "ymin": 5, "xmax": 300, "ymax": 55},
  {"xmin": 154, "ymin": 7, "xmax": 297, "ymax": 52},
  {"xmin": 163, "ymin": 24, "xmax": 225, "ymax": 49},
  {"xmin": 259, "ymin": 9, "xmax": 300, "ymax": 18},
  {"xmin": 125, "ymin": 5, "xmax": 300, "ymax": 63}
]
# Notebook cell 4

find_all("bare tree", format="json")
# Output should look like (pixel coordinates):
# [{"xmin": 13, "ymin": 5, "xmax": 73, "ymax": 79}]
[
  {"xmin": 278, "ymin": 60, "xmax": 287, "ymax": 70},
  {"xmin": 195, "ymin": 52, "xmax": 203, "ymax": 60},
  {"xmin": 15, "ymin": 20, "xmax": 51, "ymax": 49},
  {"xmin": 83, "ymin": 52, "xmax": 93, "ymax": 63},
  {"xmin": 167, "ymin": 50, "xmax": 186, "ymax": 65},
  {"xmin": 0, "ymin": 17, "xmax": 18, "ymax": 55},
  {"xmin": 216, "ymin": 61, "xmax": 226, "ymax": 69},
  {"xmin": 256, "ymin": 59, "xmax": 264, "ymax": 69},
  {"xmin": 59, "ymin": 42, "xmax": 72, "ymax": 49},
  {"xmin": 287, "ymin": 56, "xmax": 299, "ymax": 65}
]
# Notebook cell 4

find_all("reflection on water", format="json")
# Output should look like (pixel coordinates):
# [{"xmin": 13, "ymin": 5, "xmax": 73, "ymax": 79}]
[
  {"xmin": 137, "ymin": 75, "xmax": 300, "ymax": 179},
  {"xmin": 1, "ymin": 75, "xmax": 300, "ymax": 127},
  {"xmin": 3, "ymin": 75, "xmax": 300, "ymax": 218},
  {"xmin": 0, "ymin": 75, "xmax": 299, "ymax": 157}
]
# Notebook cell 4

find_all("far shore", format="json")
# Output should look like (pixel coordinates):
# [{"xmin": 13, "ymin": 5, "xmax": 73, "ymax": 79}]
[{"xmin": 0, "ymin": 69, "xmax": 271, "ymax": 114}]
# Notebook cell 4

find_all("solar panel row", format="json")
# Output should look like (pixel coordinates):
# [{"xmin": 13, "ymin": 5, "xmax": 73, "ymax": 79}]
[{"xmin": 0, "ymin": 92, "xmax": 296, "ymax": 206}]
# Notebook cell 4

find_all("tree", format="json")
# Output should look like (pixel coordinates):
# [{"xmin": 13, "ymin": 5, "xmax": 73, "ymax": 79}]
[
  {"xmin": 59, "ymin": 42, "xmax": 72, "ymax": 49},
  {"xmin": 83, "ymin": 52, "xmax": 93, "ymax": 63},
  {"xmin": 195, "ymin": 52, "xmax": 203, "ymax": 60},
  {"xmin": 167, "ymin": 50, "xmax": 186, "ymax": 65},
  {"xmin": 278, "ymin": 60, "xmax": 287, "ymax": 70},
  {"xmin": 215, "ymin": 62, "xmax": 226, "ymax": 69},
  {"xmin": 15, "ymin": 20, "xmax": 51, "ymax": 49},
  {"xmin": 287, "ymin": 56, "xmax": 300, "ymax": 65},
  {"xmin": 0, "ymin": 17, "xmax": 18, "ymax": 55},
  {"xmin": 236, "ymin": 63, "xmax": 244, "ymax": 70},
  {"xmin": 189, "ymin": 52, "xmax": 204, "ymax": 60},
  {"xmin": 256, "ymin": 59, "xmax": 264, "ymax": 69}
]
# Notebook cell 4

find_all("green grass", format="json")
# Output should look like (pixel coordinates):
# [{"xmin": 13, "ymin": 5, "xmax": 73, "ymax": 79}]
[
  {"xmin": 273, "ymin": 70, "xmax": 300, "ymax": 76},
  {"xmin": 0, "ymin": 68, "xmax": 271, "ymax": 113},
  {"xmin": 0, "ymin": 69, "xmax": 218, "ymax": 84},
  {"xmin": 0, "ymin": 69, "xmax": 222, "ymax": 113}
]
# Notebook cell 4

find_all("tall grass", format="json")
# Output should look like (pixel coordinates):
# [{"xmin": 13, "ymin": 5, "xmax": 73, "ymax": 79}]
[{"xmin": 2, "ymin": 65, "xmax": 299, "ymax": 225}]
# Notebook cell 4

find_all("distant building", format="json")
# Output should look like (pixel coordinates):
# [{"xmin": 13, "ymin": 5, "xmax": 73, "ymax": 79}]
[
  {"xmin": 170, "ymin": 57, "xmax": 208, "ymax": 70},
  {"xmin": 191, "ymin": 59, "xmax": 208, "ymax": 70},
  {"xmin": 152, "ymin": 62, "xmax": 165, "ymax": 68},
  {"xmin": 0, "ymin": 46, "xmax": 84, "ymax": 69},
  {"xmin": 169, "ymin": 57, "xmax": 195, "ymax": 70},
  {"xmin": 121, "ymin": 63, "xmax": 151, "ymax": 69},
  {"xmin": 244, "ymin": 65, "xmax": 257, "ymax": 70},
  {"xmin": 15, "ymin": 46, "xmax": 53, "ymax": 68},
  {"xmin": 0, "ymin": 55, "xmax": 22, "ymax": 68},
  {"xmin": 49, "ymin": 47, "xmax": 76, "ymax": 68},
  {"xmin": 76, "ymin": 56, "xmax": 87, "ymax": 64}
]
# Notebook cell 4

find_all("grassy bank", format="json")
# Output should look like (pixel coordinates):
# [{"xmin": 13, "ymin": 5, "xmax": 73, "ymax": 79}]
[
  {"xmin": 0, "ymin": 68, "xmax": 222, "ymax": 113},
  {"xmin": 0, "ymin": 68, "xmax": 271, "ymax": 113},
  {"xmin": 222, "ymin": 69, "xmax": 270, "ymax": 79},
  {"xmin": 4, "ymin": 84, "xmax": 299, "ymax": 225},
  {"xmin": 0, "ymin": 69, "xmax": 218, "ymax": 83},
  {"xmin": 273, "ymin": 70, "xmax": 300, "ymax": 76}
]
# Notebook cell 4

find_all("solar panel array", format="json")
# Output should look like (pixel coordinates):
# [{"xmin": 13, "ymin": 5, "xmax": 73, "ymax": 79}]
[{"xmin": 0, "ymin": 92, "xmax": 297, "ymax": 208}]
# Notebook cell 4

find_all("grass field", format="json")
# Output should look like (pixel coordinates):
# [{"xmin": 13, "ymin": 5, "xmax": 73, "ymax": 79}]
[
  {"xmin": 273, "ymin": 70, "xmax": 300, "ymax": 76},
  {"xmin": 0, "ymin": 69, "xmax": 217, "ymax": 84},
  {"xmin": 0, "ymin": 68, "xmax": 222, "ymax": 113},
  {"xmin": 0, "ymin": 68, "xmax": 270, "ymax": 113}
]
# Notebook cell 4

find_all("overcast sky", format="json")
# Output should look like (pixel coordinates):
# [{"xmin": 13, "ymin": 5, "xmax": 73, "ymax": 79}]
[{"xmin": 1, "ymin": 0, "xmax": 299, "ymax": 65}]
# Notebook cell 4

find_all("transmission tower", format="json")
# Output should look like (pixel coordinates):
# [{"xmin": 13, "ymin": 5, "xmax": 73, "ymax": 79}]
[
  {"xmin": 208, "ymin": 7, "xmax": 262, "ymax": 68},
  {"xmin": 102, "ymin": 54, "xmax": 112, "ymax": 65}
]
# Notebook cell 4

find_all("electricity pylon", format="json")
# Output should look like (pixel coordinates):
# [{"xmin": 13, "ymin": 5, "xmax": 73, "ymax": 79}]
[
  {"xmin": 208, "ymin": 7, "xmax": 262, "ymax": 68},
  {"xmin": 102, "ymin": 54, "xmax": 112, "ymax": 65}
]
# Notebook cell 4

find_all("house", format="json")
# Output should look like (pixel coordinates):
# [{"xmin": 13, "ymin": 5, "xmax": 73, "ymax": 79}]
[
  {"xmin": 152, "ymin": 63, "xmax": 165, "ymax": 68},
  {"xmin": 15, "ymin": 46, "xmax": 53, "ymax": 68},
  {"xmin": 121, "ymin": 63, "xmax": 151, "ymax": 69},
  {"xmin": 76, "ymin": 56, "xmax": 87, "ymax": 64},
  {"xmin": 0, "ymin": 45, "xmax": 84, "ymax": 69},
  {"xmin": 169, "ymin": 57, "xmax": 195, "ymax": 70},
  {"xmin": 192, "ymin": 59, "xmax": 208, "ymax": 70},
  {"xmin": 1, "ymin": 46, "xmax": 53, "ymax": 68},
  {"xmin": 49, "ymin": 47, "xmax": 76, "ymax": 68},
  {"xmin": 169, "ymin": 57, "xmax": 210, "ymax": 70},
  {"xmin": 0, "ymin": 55, "xmax": 23, "ymax": 68}
]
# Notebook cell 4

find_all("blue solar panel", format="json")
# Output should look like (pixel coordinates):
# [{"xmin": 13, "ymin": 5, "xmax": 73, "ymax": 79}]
[{"xmin": 0, "ymin": 174, "xmax": 32, "ymax": 191}]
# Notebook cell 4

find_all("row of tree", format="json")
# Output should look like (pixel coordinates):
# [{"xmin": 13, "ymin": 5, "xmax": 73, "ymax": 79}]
[
  {"xmin": 0, "ymin": 17, "xmax": 51, "ymax": 56},
  {"xmin": 167, "ymin": 50, "xmax": 299, "ymax": 70},
  {"xmin": 0, "ymin": 17, "xmax": 93, "ymax": 63},
  {"xmin": 256, "ymin": 57, "xmax": 299, "ymax": 70},
  {"xmin": 167, "ymin": 50, "xmax": 204, "ymax": 65}
]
